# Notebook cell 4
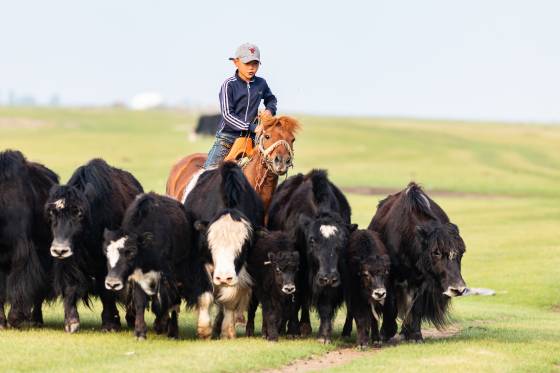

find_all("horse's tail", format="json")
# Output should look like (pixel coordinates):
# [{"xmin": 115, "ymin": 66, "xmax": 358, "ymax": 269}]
[{"xmin": 220, "ymin": 161, "xmax": 246, "ymax": 209}]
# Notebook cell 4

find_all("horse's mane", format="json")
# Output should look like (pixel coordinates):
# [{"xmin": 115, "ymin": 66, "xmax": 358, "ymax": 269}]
[{"xmin": 262, "ymin": 115, "xmax": 301, "ymax": 136}]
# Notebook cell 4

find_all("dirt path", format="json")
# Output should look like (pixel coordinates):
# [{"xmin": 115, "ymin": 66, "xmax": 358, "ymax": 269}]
[
  {"xmin": 342, "ymin": 186, "xmax": 505, "ymax": 199},
  {"xmin": 259, "ymin": 326, "xmax": 460, "ymax": 373}
]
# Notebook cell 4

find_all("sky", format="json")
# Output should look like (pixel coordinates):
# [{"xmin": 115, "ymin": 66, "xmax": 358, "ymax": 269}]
[{"xmin": 1, "ymin": 0, "xmax": 559, "ymax": 122}]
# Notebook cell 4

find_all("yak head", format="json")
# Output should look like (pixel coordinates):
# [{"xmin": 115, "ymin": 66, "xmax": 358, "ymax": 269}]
[
  {"xmin": 299, "ymin": 212, "xmax": 357, "ymax": 289},
  {"xmin": 266, "ymin": 251, "xmax": 300, "ymax": 295},
  {"xmin": 355, "ymin": 254, "xmax": 390, "ymax": 304},
  {"xmin": 46, "ymin": 184, "xmax": 94, "ymax": 259},
  {"xmin": 417, "ymin": 221, "xmax": 467, "ymax": 297},
  {"xmin": 194, "ymin": 210, "xmax": 252, "ymax": 287},
  {"xmin": 102, "ymin": 229, "xmax": 161, "ymax": 296}
]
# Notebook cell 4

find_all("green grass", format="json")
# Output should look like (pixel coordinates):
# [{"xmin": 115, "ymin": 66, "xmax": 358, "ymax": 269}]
[{"xmin": 1, "ymin": 107, "xmax": 559, "ymax": 372}]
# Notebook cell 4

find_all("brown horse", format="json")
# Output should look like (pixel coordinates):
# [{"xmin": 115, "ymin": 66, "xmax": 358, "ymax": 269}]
[{"xmin": 166, "ymin": 115, "xmax": 300, "ymax": 212}]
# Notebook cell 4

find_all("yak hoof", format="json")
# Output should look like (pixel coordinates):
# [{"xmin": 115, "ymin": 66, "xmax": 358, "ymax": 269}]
[
  {"xmin": 317, "ymin": 337, "xmax": 331, "ymax": 344},
  {"xmin": 299, "ymin": 323, "xmax": 312, "ymax": 337},
  {"xmin": 65, "ymin": 321, "xmax": 80, "ymax": 333},
  {"xmin": 197, "ymin": 326, "xmax": 212, "ymax": 340},
  {"xmin": 136, "ymin": 335, "xmax": 146, "ymax": 341},
  {"xmin": 356, "ymin": 343, "xmax": 369, "ymax": 351}
]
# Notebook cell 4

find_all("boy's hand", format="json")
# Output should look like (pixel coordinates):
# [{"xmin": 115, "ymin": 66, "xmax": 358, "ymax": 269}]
[{"xmin": 256, "ymin": 110, "xmax": 273, "ymax": 134}]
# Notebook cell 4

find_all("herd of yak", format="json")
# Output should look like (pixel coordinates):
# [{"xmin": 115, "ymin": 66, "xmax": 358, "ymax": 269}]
[{"xmin": 0, "ymin": 149, "xmax": 467, "ymax": 347}]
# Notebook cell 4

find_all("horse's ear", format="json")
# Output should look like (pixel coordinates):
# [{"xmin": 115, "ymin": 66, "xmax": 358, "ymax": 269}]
[{"xmin": 260, "ymin": 112, "xmax": 276, "ymax": 128}]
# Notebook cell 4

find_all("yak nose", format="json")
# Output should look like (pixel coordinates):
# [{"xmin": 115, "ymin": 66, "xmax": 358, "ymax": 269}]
[
  {"xmin": 214, "ymin": 274, "xmax": 236, "ymax": 286},
  {"xmin": 50, "ymin": 240, "xmax": 72, "ymax": 258},
  {"xmin": 372, "ymin": 288, "xmax": 387, "ymax": 300},
  {"xmin": 282, "ymin": 284, "xmax": 296, "ymax": 294},
  {"xmin": 105, "ymin": 277, "xmax": 124, "ymax": 291},
  {"xmin": 444, "ymin": 286, "xmax": 467, "ymax": 297},
  {"xmin": 318, "ymin": 272, "xmax": 340, "ymax": 287}
]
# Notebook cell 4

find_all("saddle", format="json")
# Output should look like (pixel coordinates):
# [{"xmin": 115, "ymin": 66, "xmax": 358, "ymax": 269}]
[{"xmin": 224, "ymin": 137, "xmax": 255, "ymax": 161}]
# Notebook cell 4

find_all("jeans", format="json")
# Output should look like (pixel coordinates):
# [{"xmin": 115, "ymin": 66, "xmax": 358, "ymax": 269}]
[{"xmin": 203, "ymin": 131, "xmax": 238, "ymax": 169}]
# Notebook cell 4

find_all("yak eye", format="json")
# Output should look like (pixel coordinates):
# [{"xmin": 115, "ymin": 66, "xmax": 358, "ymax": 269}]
[
  {"xmin": 275, "ymin": 267, "xmax": 281, "ymax": 273},
  {"xmin": 433, "ymin": 250, "xmax": 442, "ymax": 258},
  {"xmin": 75, "ymin": 210, "xmax": 83, "ymax": 218},
  {"xmin": 309, "ymin": 237, "xmax": 315, "ymax": 245}
]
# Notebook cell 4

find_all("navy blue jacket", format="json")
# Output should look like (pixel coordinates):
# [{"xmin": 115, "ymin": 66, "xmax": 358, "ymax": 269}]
[{"xmin": 219, "ymin": 71, "xmax": 277, "ymax": 134}]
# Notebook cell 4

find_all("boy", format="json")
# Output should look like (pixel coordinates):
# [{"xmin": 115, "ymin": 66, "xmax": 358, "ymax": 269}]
[{"xmin": 203, "ymin": 43, "xmax": 277, "ymax": 169}]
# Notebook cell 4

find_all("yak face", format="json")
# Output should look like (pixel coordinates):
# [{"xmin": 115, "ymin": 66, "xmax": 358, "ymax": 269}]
[
  {"xmin": 266, "ymin": 251, "xmax": 300, "ymax": 295},
  {"xmin": 102, "ymin": 229, "xmax": 160, "ymax": 295},
  {"xmin": 46, "ymin": 184, "xmax": 94, "ymax": 259},
  {"xmin": 354, "ymin": 254, "xmax": 390, "ymax": 305},
  {"xmin": 195, "ymin": 210, "xmax": 252, "ymax": 287},
  {"xmin": 299, "ymin": 214, "xmax": 355, "ymax": 289},
  {"xmin": 417, "ymin": 222, "xmax": 467, "ymax": 297}
]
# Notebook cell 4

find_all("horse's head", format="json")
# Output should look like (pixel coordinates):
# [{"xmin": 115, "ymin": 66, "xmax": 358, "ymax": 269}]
[{"xmin": 257, "ymin": 114, "xmax": 300, "ymax": 175}]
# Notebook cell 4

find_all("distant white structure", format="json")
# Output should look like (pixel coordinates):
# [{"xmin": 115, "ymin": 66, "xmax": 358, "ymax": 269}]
[{"xmin": 130, "ymin": 92, "xmax": 164, "ymax": 110}]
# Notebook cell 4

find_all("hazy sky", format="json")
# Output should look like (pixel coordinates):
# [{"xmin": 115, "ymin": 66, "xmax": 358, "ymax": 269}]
[{"xmin": 1, "ymin": 0, "xmax": 559, "ymax": 122}]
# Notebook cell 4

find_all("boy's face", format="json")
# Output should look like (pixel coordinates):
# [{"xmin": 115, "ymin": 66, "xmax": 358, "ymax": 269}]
[{"xmin": 234, "ymin": 59, "xmax": 260, "ymax": 82}]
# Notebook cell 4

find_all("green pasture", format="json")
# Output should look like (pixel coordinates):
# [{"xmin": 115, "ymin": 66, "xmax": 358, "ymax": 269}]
[{"xmin": 0, "ymin": 107, "xmax": 559, "ymax": 372}]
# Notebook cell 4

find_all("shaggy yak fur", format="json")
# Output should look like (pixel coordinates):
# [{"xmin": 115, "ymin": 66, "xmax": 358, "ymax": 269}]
[
  {"xmin": 369, "ymin": 182, "xmax": 467, "ymax": 342},
  {"xmin": 0, "ymin": 150, "xmax": 59, "ymax": 328}
]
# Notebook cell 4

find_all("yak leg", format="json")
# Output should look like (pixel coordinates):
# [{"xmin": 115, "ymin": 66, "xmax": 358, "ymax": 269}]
[
  {"xmin": 246, "ymin": 293, "xmax": 258, "ymax": 337},
  {"xmin": 341, "ymin": 310, "xmax": 353, "ymax": 337},
  {"xmin": 154, "ymin": 311, "xmax": 170, "ymax": 335},
  {"xmin": 212, "ymin": 306, "xmax": 224, "ymax": 338},
  {"xmin": 196, "ymin": 291, "xmax": 213, "ymax": 339},
  {"xmin": 132, "ymin": 285, "xmax": 148, "ymax": 340},
  {"xmin": 316, "ymin": 299, "xmax": 335, "ymax": 344},
  {"xmin": 299, "ymin": 301, "xmax": 312, "ymax": 337},
  {"xmin": 30, "ymin": 296, "xmax": 44, "ymax": 327},
  {"xmin": 262, "ymin": 300, "xmax": 280, "ymax": 342},
  {"xmin": 63, "ymin": 287, "xmax": 80, "ymax": 333},
  {"xmin": 167, "ymin": 306, "xmax": 179, "ymax": 339},
  {"xmin": 0, "ymin": 271, "xmax": 6, "ymax": 329},
  {"xmin": 354, "ymin": 307, "xmax": 371, "ymax": 349},
  {"xmin": 221, "ymin": 306, "xmax": 236, "ymax": 339},
  {"xmin": 402, "ymin": 297, "xmax": 424, "ymax": 343},
  {"xmin": 381, "ymin": 289, "xmax": 398, "ymax": 342},
  {"xmin": 100, "ymin": 287, "xmax": 121, "ymax": 332}
]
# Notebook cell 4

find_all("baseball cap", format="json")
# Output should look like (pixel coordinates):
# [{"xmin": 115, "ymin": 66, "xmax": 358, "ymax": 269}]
[{"xmin": 229, "ymin": 43, "xmax": 261, "ymax": 63}]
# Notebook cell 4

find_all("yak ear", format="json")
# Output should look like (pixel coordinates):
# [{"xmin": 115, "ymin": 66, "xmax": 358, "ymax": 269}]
[
  {"xmin": 139, "ymin": 232, "xmax": 154, "ymax": 245},
  {"xmin": 416, "ymin": 225, "xmax": 429, "ymax": 238},
  {"xmin": 193, "ymin": 220, "xmax": 208, "ymax": 233},
  {"xmin": 298, "ymin": 215, "xmax": 313, "ymax": 229},
  {"xmin": 103, "ymin": 228, "xmax": 115, "ymax": 242},
  {"xmin": 348, "ymin": 223, "xmax": 358, "ymax": 233}
]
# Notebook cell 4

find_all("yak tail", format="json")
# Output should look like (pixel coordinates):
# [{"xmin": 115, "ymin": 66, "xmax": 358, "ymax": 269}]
[
  {"xmin": 310, "ymin": 169, "xmax": 332, "ymax": 207},
  {"xmin": 220, "ymin": 161, "xmax": 246, "ymax": 209},
  {"xmin": 7, "ymin": 238, "xmax": 47, "ymax": 312}
]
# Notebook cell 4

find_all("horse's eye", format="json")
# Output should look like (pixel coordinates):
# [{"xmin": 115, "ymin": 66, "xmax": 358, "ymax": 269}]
[{"xmin": 264, "ymin": 134, "xmax": 270, "ymax": 140}]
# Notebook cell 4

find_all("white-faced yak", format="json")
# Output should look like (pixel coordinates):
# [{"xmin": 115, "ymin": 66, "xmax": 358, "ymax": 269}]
[
  {"xmin": 103, "ymin": 192, "xmax": 199, "ymax": 340},
  {"xmin": 184, "ymin": 161, "xmax": 264, "ymax": 339},
  {"xmin": 268, "ymin": 169, "xmax": 357, "ymax": 343}
]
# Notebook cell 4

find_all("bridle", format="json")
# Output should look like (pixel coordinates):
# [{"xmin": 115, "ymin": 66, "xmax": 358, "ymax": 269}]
[{"xmin": 250, "ymin": 127, "xmax": 295, "ymax": 191}]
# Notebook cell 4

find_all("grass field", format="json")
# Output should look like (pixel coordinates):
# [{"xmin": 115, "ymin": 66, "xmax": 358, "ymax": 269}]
[{"xmin": 1, "ymin": 107, "xmax": 559, "ymax": 372}]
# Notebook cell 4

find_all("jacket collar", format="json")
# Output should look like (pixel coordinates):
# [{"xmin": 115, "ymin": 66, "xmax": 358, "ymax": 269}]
[{"xmin": 235, "ymin": 70, "xmax": 255, "ymax": 83}]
